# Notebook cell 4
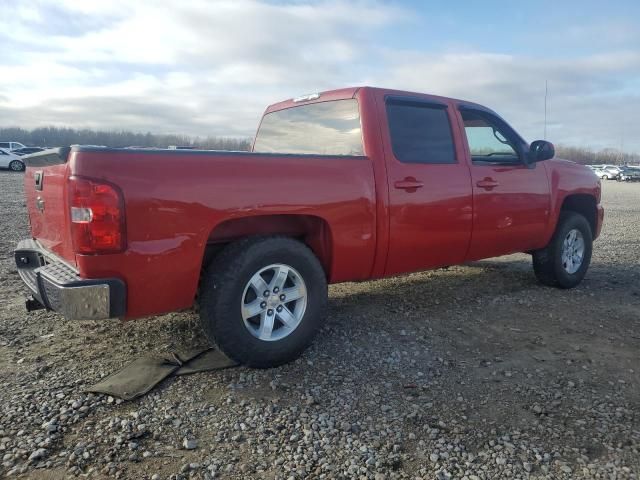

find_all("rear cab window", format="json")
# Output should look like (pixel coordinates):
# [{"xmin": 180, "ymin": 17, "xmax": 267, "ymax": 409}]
[{"xmin": 253, "ymin": 99, "xmax": 364, "ymax": 156}]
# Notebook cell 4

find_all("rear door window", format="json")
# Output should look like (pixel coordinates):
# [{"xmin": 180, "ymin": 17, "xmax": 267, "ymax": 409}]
[{"xmin": 385, "ymin": 98, "xmax": 456, "ymax": 164}]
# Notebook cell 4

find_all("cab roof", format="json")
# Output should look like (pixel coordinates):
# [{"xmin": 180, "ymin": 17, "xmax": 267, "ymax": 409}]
[{"xmin": 263, "ymin": 86, "xmax": 488, "ymax": 115}]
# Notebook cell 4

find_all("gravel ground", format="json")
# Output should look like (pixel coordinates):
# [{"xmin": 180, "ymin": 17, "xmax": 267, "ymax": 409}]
[{"xmin": 0, "ymin": 170, "xmax": 639, "ymax": 479}]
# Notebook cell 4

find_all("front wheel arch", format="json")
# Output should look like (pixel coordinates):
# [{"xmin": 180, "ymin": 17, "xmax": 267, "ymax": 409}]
[{"xmin": 557, "ymin": 194, "xmax": 598, "ymax": 239}]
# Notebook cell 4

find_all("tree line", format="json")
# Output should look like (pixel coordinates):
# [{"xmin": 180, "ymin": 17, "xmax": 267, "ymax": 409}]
[
  {"xmin": 1, "ymin": 126, "xmax": 638, "ymax": 164},
  {"xmin": 553, "ymin": 145, "xmax": 639, "ymax": 165},
  {"xmin": 0, "ymin": 126, "xmax": 251, "ymax": 151}
]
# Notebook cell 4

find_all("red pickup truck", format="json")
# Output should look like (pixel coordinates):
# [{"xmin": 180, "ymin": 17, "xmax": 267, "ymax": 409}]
[{"xmin": 15, "ymin": 87, "xmax": 603, "ymax": 367}]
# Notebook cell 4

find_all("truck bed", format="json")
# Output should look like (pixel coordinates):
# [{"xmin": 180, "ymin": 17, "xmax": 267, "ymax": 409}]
[{"xmin": 22, "ymin": 146, "xmax": 377, "ymax": 318}]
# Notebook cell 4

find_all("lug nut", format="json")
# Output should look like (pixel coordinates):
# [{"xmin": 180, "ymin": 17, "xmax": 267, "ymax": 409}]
[
  {"xmin": 273, "ymin": 287, "xmax": 279, "ymax": 293},
  {"xmin": 279, "ymin": 294, "xmax": 286, "ymax": 301},
  {"xmin": 260, "ymin": 301, "xmax": 267, "ymax": 308},
  {"xmin": 263, "ymin": 290, "xmax": 270, "ymax": 297},
  {"xmin": 276, "ymin": 305, "xmax": 283, "ymax": 313},
  {"xmin": 267, "ymin": 309, "xmax": 274, "ymax": 316}
]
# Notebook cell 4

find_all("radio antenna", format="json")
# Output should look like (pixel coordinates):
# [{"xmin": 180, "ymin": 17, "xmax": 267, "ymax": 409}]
[{"xmin": 544, "ymin": 80, "xmax": 548, "ymax": 140}]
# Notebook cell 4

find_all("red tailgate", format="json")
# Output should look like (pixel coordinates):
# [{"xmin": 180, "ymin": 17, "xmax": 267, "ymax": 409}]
[{"xmin": 23, "ymin": 149, "xmax": 76, "ymax": 266}]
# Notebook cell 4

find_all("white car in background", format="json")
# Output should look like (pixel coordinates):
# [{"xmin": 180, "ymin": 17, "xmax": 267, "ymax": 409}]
[
  {"xmin": 0, "ymin": 141, "xmax": 26, "ymax": 152},
  {"xmin": 0, "ymin": 148, "xmax": 25, "ymax": 171},
  {"xmin": 593, "ymin": 166, "xmax": 620, "ymax": 180}
]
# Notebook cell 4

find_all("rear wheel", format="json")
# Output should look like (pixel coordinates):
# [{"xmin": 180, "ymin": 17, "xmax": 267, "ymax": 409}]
[
  {"xmin": 199, "ymin": 236, "xmax": 327, "ymax": 368},
  {"xmin": 9, "ymin": 160, "xmax": 25, "ymax": 172},
  {"xmin": 532, "ymin": 212, "xmax": 593, "ymax": 288}
]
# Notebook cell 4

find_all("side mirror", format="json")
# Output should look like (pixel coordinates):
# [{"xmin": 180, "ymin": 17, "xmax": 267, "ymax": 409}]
[{"xmin": 529, "ymin": 140, "xmax": 555, "ymax": 163}]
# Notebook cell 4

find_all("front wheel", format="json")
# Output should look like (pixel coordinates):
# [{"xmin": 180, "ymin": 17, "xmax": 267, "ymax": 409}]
[
  {"xmin": 9, "ymin": 160, "xmax": 25, "ymax": 172},
  {"xmin": 532, "ymin": 212, "xmax": 593, "ymax": 288},
  {"xmin": 199, "ymin": 236, "xmax": 327, "ymax": 368}
]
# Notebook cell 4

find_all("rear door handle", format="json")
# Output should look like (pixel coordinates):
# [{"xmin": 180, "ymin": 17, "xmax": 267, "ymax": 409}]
[
  {"xmin": 394, "ymin": 177, "xmax": 424, "ymax": 191},
  {"xmin": 476, "ymin": 178, "xmax": 499, "ymax": 190}
]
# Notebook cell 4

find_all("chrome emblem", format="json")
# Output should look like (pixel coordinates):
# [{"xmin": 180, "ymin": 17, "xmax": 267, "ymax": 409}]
[{"xmin": 36, "ymin": 196, "xmax": 45, "ymax": 213}]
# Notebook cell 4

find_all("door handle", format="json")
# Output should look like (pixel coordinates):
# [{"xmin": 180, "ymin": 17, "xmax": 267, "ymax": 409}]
[
  {"xmin": 476, "ymin": 178, "xmax": 499, "ymax": 190},
  {"xmin": 394, "ymin": 177, "xmax": 424, "ymax": 191}
]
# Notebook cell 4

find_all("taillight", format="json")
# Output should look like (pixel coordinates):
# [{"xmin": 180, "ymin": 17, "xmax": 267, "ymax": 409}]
[{"xmin": 68, "ymin": 176, "xmax": 126, "ymax": 254}]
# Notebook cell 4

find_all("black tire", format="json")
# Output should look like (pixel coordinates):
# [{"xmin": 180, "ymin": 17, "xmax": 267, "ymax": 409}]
[
  {"xmin": 9, "ymin": 160, "xmax": 25, "ymax": 172},
  {"xmin": 198, "ymin": 236, "xmax": 327, "ymax": 368},
  {"xmin": 532, "ymin": 211, "xmax": 593, "ymax": 288}
]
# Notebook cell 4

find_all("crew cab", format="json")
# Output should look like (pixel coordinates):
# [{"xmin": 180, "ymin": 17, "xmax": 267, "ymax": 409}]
[{"xmin": 15, "ymin": 87, "xmax": 604, "ymax": 367}]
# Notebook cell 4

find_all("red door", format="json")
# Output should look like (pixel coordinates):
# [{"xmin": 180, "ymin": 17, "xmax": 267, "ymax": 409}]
[
  {"xmin": 455, "ymin": 106, "xmax": 550, "ymax": 260},
  {"xmin": 378, "ymin": 94, "xmax": 473, "ymax": 276}
]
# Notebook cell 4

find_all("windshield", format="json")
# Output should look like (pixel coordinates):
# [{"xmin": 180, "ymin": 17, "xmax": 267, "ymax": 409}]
[{"xmin": 253, "ymin": 99, "xmax": 364, "ymax": 156}]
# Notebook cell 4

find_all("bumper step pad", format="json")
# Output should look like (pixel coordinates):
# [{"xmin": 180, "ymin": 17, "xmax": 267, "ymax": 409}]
[{"xmin": 15, "ymin": 239, "xmax": 126, "ymax": 319}]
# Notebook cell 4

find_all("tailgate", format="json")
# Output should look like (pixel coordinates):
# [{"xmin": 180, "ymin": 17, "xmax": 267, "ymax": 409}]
[{"xmin": 23, "ymin": 147, "xmax": 76, "ymax": 266}]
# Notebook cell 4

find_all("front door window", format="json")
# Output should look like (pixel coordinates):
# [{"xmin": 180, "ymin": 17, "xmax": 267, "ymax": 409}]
[{"xmin": 462, "ymin": 110, "xmax": 520, "ymax": 164}]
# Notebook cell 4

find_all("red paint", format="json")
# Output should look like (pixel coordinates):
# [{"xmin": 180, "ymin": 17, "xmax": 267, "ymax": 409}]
[
  {"xmin": 22, "ymin": 87, "xmax": 603, "ymax": 320},
  {"xmin": 24, "ymin": 163, "xmax": 75, "ymax": 261},
  {"xmin": 373, "ymin": 93, "xmax": 473, "ymax": 275}
]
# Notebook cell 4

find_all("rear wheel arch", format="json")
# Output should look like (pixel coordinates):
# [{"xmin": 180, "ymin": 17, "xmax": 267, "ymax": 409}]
[{"xmin": 201, "ymin": 214, "xmax": 333, "ymax": 278}]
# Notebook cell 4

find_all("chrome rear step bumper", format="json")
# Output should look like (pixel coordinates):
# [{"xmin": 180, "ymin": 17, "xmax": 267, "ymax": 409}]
[{"xmin": 14, "ymin": 239, "xmax": 126, "ymax": 320}]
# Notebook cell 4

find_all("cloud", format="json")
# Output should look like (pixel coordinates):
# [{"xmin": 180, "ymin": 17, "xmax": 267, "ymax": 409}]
[
  {"xmin": 0, "ymin": 0, "xmax": 406, "ymax": 136},
  {"xmin": 383, "ymin": 51, "xmax": 640, "ymax": 150},
  {"xmin": 0, "ymin": 0, "xmax": 639, "ymax": 151}
]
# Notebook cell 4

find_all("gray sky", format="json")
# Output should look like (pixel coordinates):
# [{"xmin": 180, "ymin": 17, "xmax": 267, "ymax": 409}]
[{"xmin": 1, "ymin": 0, "xmax": 639, "ymax": 151}]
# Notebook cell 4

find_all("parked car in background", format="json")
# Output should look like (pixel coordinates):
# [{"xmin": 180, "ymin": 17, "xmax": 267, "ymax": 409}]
[
  {"xmin": 617, "ymin": 166, "xmax": 640, "ymax": 182},
  {"xmin": 0, "ymin": 141, "xmax": 27, "ymax": 152},
  {"xmin": 593, "ymin": 166, "xmax": 619, "ymax": 180},
  {"xmin": 0, "ymin": 148, "xmax": 25, "ymax": 171},
  {"xmin": 12, "ymin": 147, "xmax": 46, "ymax": 156}
]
